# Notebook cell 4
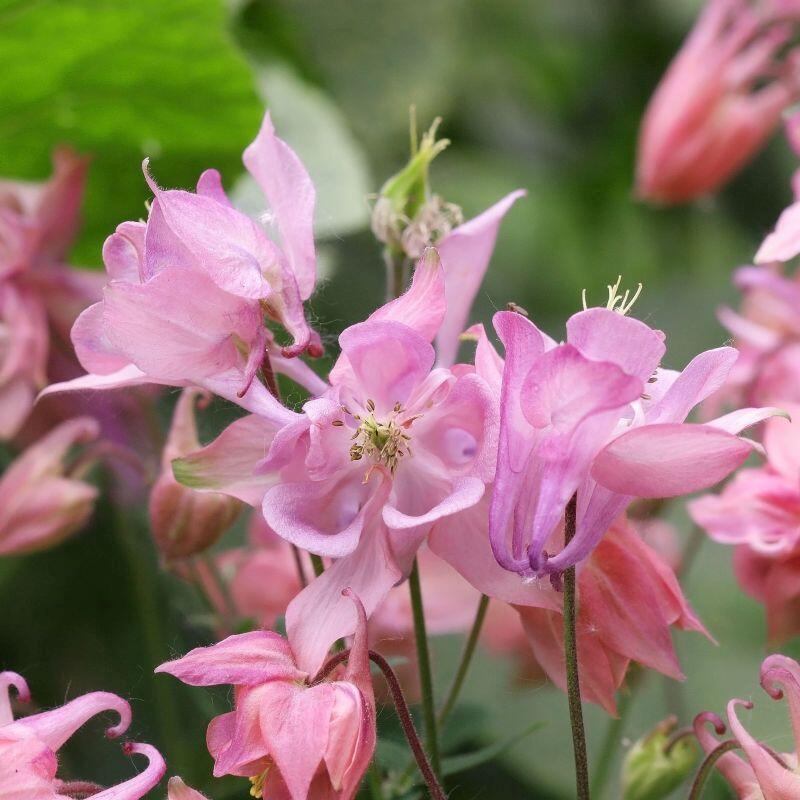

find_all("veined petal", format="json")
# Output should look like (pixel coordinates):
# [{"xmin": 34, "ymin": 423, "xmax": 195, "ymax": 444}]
[
  {"xmin": 435, "ymin": 190, "xmax": 525, "ymax": 367},
  {"xmin": 591, "ymin": 423, "xmax": 754, "ymax": 498},
  {"xmin": 156, "ymin": 630, "xmax": 305, "ymax": 687}
]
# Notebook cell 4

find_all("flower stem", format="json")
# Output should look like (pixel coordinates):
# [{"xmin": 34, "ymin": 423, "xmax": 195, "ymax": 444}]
[
  {"xmin": 316, "ymin": 649, "xmax": 446, "ymax": 800},
  {"xmin": 408, "ymin": 556, "xmax": 441, "ymax": 778},
  {"xmin": 310, "ymin": 553, "xmax": 325, "ymax": 577},
  {"xmin": 564, "ymin": 494, "xmax": 590, "ymax": 799},
  {"xmin": 688, "ymin": 740, "xmax": 740, "ymax": 799},
  {"xmin": 437, "ymin": 594, "xmax": 489, "ymax": 727}
]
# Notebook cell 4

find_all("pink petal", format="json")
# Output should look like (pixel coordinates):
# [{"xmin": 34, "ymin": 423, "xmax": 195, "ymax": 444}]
[
  {"xmin": 37, "ymin": 365, "xmax": 154, "ymax": 400},
  {"xmin": 259, "ymin": 682, "xmax": 334, "ymax": 800},
  {"xmin": 243, "ymin": 111, "xmax": 317, "ymax": 301},
  {"xmin": 12, "ymin": 692, "xmax": 131, "ymax": 750},
  {"xmin": 155, "ymin": 630, "xmax": 305, "ymax": 686},
  {"xmin": 383, "ymin": 476, "xmax": 485, "ymax": 530},
  {"xmin": 707, "ymin": 406, "xmax": 787, "ymax": 435},
  {"xmin": 693, "ymin": 711, "xmax": 756, "ymax": 793},
  {"xmin": 764, "ymin": 405, "xmax": 800, "ymax": 481},
  {"xmin": 591, "ymin": 423, "xmax": 754, "ymax": 498},
  {"xmin": 755, "ymin": 199, "xmax": 800, "ymax": 263},
  {"xmin": 173, "ymin": 414, "xmax": 282, "ymax": 506},
  {"xmin": 435, "ymin": 190, "xmax": 525, "ymax": 367},
  {"xmin": 102, "ymin": 223, "xmax": 146, "ymax": 284},
  {"xmin": 167, "ymin": 777, "xmax": 210, "ymax": 800},
  {"xmin": 196, "ymin": 169, "xmax": 232, "ymax": 206},
  {"xmin": 286, "ymin": 522, "xmax": 401, "ymax": 676},
  {"xmin": 0, "ymin": 671, "xmax": 30, "ymax": 726},
  {"xmin": 89, "ymin": 742, "xmax": 167, "ymax": 800},
  {"xmin": 72, "ymin": 302, "xmax": 132, "ymax": 376},
  {"xmin": 566, "ymin": 307, "xmax": 666, "ymax": 383},
  {"xmin": 324, "ymin": 683, "xmax": 370, "ymax": 795},
  {"xmin": 209, "ymin": 685, "xmax": 272, "ymax": 778},
  {"xmin": 368, "ymin": 248, "xmax": 445, "ymax": 342},
  {"xmin": 645, "ymin": 346, "xmax": 738, "ymax": 424},
  {"xmin": 761, "ymin": 654, "xmax": 800, "ymax": 751}
]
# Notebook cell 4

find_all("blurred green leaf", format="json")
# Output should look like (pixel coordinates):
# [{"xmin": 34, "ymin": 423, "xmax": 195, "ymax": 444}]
[
  {"xmin": 0, "ymin": 0, "xmax": 262, "ymax": 264},
  {"xmin": 442, "ymin": 722, "xmax": 544, "ymax": 776}
]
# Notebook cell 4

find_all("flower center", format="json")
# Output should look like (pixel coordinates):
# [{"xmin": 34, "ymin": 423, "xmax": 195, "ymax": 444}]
[
  {"xmin": 249, "ymin": 766, "xmax": 270, "ymax": 798},
  {"xmin": 345, "ymin": 400, "xmax": 414, "ymax": 476}
]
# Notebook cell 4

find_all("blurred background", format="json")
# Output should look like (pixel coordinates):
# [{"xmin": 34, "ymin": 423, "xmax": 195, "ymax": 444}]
[{"xmin": 1, "ymin": 0, "xmax": 796, "ymax": 797}]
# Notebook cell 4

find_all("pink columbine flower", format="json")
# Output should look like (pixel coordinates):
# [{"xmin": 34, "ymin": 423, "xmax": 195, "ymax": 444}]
[
  {"xmin": 172, "ymin": 248, "xmax": 501, "ymax": 674},
  {"xmin": 156, "ymin": 590, "xmax": 375, "ymax": 800},
  {"xmin": 0, "ymin": 670, "xmax": 165, "ymax": 799},
  {"xmin": 694, "ymin": 654, "xmax": 800, "ymax": 798},
  {"xmin": 0, "ymin": 148, "xmax": 104, "ymax": 438},
  {"xmin": 149, "ymin": 389, "xmax": 242, "ymax": 562},
  {"xmin": 487, "ymin": 282, "xmax": 779, "ymax": 580},
  {"xmin": 636, "ymin": 0, "xmax": 800, "ymax": 204},
  {"xmin": 43, "ymin": 112, "xmax": 321, "ymax": 424},
  {"xmin": 0, "ymin": 417, "xmax": 100, "ymax": 556},
  {"xmin": 690, "ymin": 404, "xmax": 800, "ymax": 643},
  {"xmin": 431, "ymin": 510, "xmax": 708, "ymax": 714}
]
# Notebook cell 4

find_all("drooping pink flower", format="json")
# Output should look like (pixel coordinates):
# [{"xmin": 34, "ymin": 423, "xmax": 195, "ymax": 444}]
[
  {"xmin": 173, "ymin": 248, "xmax": 499, "ymax": 674},
  {"xmin": 0, "ymin": 670, "xmax": 165, "ymax": 800},
  {"xmin": 488, "ymin": 291, "xmax": 777, "ymax": 580},
  {"xmin": 149, "ymin": 389, "xmax": 242, "ymax": 561},
  {"xmin": 156, "ymin": 590, "xmax": 375, "ymax": 800},
  {"xmin": 0, "ymin": 417, "xmax": 100, "ymax": 556},
  {"xmin": 636, "ymin": 0, "xmax": 800, "ymax": 204},
  {"xmin": 432, "ymin": 511, "xmax": 708, "ymax": 714},
  {"xmin": 693, "ymin": 654, "xmax": 800, "ymax": 798},
  {"xmin": 43, "ymin": 112, "xmax": 321, "ymax": 425},
  {"xmin": 690, "ymin": 405, "xmax": 800, "ymax": 642},
  {"xmin": 0, "ymin": 148, "xmax": 104, "ymax": 438}
]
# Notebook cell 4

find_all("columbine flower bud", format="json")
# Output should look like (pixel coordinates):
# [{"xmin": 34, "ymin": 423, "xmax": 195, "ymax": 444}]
[
  {"xmin": 149, "ymin": 389, "xmax": 241, "ymax": 561},
  {"xmin": 622, "ymin": 716, "xmax": 699, "ymax": 800},
  {"xmin": 371, "ymin": 116, "xmax": 463, "ymax": 259}
]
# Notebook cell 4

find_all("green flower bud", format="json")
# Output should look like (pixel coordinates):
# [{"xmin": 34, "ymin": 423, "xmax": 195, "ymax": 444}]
[{"xmin": 622, "ymin": 716, "xmax": 699, "ymax": 800}]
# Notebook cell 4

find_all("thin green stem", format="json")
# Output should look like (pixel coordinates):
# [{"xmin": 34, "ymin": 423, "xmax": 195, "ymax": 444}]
[
  {"xmin": 437, "ymin": 594, "xmax": 489, "ymax": 727},
  {"xmin": 310, "ymin": 553, "xmax": 325, "ymax": 577},
  {"xmin": 408, "ymin": 556, "xmax": 441, "ymax": 778},
  {"xmin": 564, "ymin": 494, "xmax": 590, "ymax": 799},
  {"xmin": 688, "ymin": 740, "xmax": 740, "ymax": 799}
]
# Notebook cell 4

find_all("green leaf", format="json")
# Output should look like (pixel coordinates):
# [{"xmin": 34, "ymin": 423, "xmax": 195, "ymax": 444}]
[
  {"xmin": 0, "ymin": 0, "xmax": 262, "ymax": 264},
  {"xmin": 442, "ymin": 722, "xmax": 544, "ymax": 777}
]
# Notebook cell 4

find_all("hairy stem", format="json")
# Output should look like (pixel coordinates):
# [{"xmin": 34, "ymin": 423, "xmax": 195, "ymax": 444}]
[
  {"xmin": 564, "ymin": 494, "xmax": 590, "ymax": 799},
  {"xmin": 316, "ymin": 649, "xmax": 447, "ymax": 800},
  {"xmin": 437, "ymin": 594, "xmax": 490, "ymax": 726},
  {"xmin": 408, "ymin": 556, "xmax": 441, "ymax": 777},
  {"xmin": 688, "ymin": 740, "xmax": 740, "ymax": 799}
]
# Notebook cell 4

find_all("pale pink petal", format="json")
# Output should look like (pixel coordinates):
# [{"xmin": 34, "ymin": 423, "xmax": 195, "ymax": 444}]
[
  {"xmin": 286, "ymin": 523, "xmax": 401, "ymax": 676},
  {"xmin": 763, "ymin": 404, "xmax": 800, "ymax": 481},
  {"xmin": 72, "ymin": 302, "xmax": 132, "ymax": 375},
  {"xmin": 89, "ymin": 742, "xmax": 166, "ymax": 800},
  {"xmin": 0, "ymin": 378, "xmax": 34, "ymax": 439},
  {"xmin": 707, "ymin": 406, "xmax": 787, "ymax": 434},
  {"xmin": 761, "ymin": 654, "xmax": 800, "ymax": 755},
  {"xmin": 435, "ymin": 190, "xmax": 525, "ymax": 367},
  {"xmin": 37, "ymin": 364, "xmax": 154, "ymax": 399},
  {"xmin": 12, "ymin": 692, "xmax": 131, "ymax": 749},
  {"xmin": 243, "ymin": 111, "xmax": 317, "ymax": 300},
  {"xmin": 173, "ymin": 414, "xmax": 281, "ymax": 506},
  {"xmin": 167, "ymin": 776, "xmax": 210, "ymax": 800},
  {"xmin": 209, "ymin": 685, "xmax": 272, "ymax": 778},
  {"xmin": 195, "ymin": 169, "xmax": 232, "ymax": 207},
  {"xmin": 591, "ymin": 423, "xmax": 754, "ymax": 498},
  {"xmin": 756, "ymin": 200, "xmax": 800, "ymax": 263},
  {"xmin": 324, "ymin": 683, "xmax": 367, "ymax": 794},
  {"xmin": 102, "ymin": 224, "xmax": 146, "ymax": 284},
  {"xmin": 155, "ymin": 630, "xmax": 305, "ymax": 686},
  {"xmin": 566, "ymin": 307, "xmax": 666, "ymax": 383},
  {"xmin": 368, "ymin": 248, "xmax": 445, "ymax": 341},
  {"xmin": 382, "ymin": 476, "xmax": 484, "ymax": 529},
  {"xmin": 0, "ymin": 671, "xmax": 30, "ymax": 725}
]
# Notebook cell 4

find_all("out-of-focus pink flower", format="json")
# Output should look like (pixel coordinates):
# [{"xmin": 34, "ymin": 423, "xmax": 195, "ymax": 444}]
[
  {"xmin": 636, "ymin": 0, "xmax": 800, "ymax": 204},
  {"xmin": 0, "ymin": 417, "xmax": 99, "ymax": 556},
  {"xmin": 432, "ymin": 513, "xmax": 708, "ymax": 714},
  {"xmin": 156, "ymin": 591, "xmax": 375, "ymax": 800},
  {"xmin": 0, "ymin": 670, "xmax": 165, "ymax": 799},
  {"xmin": 489, "ymin": 290, "xmax": 776, "ymax": 580},
  {"xmin": 44, "ymin": 112, "xmax": 321, "ymax": 425},
  {"xmin": 167, "ymin": 777, "xmax": 209, "ymax": 800},
  {"xmin": 694, "ymin": 654, "xmax": 800, "ymax": 798},
  {"xmin": 0, "ymin": 148, "xmax": 104, "ymax": 438},
  {"xmin": 149, "ymin": 389, "xmax": 242, "ymax": 561},
  {"xmin": 690, "ymin": 406, "xmax": 800, "ymax": 642},
  {"xmin": 173, "ymin": 248, "xmax": 499, "ymax": 674}
]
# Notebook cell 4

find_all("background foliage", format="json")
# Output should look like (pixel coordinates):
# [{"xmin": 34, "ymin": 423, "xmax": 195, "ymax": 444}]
[{"xmin": 0, "ymin": 0, "xmax": 794, "ymax": 796}]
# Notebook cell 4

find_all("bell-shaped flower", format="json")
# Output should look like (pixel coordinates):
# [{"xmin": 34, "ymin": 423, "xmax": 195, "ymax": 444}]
[
  {"xmin": 693, "ymin": 654, "xmax": 800, "ymax": 799},
  {"xmin": 637, "ymin": 0, "xmax": 800, "ymax": 204},
  {"xmin": 431, "ymin": 511, "xmax": 708, "ymax": 714},
  {"xmin": 489, "ymin": 283, "xmax": 780, "ymax": 579},
  {"xmin": 0, "ymin": 670, "xmax": 165, "ymax": 799},
  {"xmin": 172, "ymin": 248, "xmax": 499, "ymax": 673},
  {"xmin": 42, "ymin": 112, "xmax": 320, "ymax": 426},
  {"xmin": 0, "ymin": 417, "xmax": 100, "ymax": 555},
  {"xmin": 156, "ymin": 590, "xmax": 375, "ymax": 800},
  {"xmin": 690, "ymin": 404, "xmax": 800, "ymax": 642},
  {"xmin": 149, "ymin": 389, "xmax": 242, "ymax": 561}
]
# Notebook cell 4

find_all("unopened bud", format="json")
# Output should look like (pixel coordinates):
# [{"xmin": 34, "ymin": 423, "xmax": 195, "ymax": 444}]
[
  {"xmin": 149, "ymin": 390, "xmax": 241, "ymax": 561},
  {"xmin": 622, "ymin": 716, "xmax": 699, "ymax": 800}
]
